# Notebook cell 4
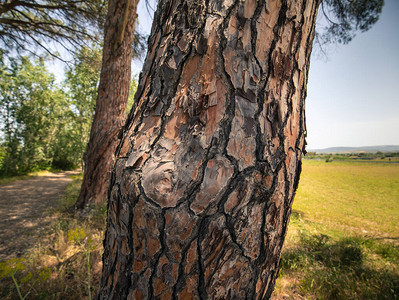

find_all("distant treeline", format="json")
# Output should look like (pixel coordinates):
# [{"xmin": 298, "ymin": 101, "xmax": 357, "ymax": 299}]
[{"xmin": 305, "ymin": 151, "xmax": 399, "ymax": 163}]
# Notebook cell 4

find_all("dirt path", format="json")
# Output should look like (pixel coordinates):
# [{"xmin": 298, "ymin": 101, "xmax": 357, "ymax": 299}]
[{"xmin": 0, "ymin": 171, "xmax": 80, "ymax": 261}]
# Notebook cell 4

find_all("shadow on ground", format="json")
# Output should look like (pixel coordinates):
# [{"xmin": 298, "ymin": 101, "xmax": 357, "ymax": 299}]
[
  {"xmin": 0, "ymin": 171, "xmax": 79, "ymax": 260},
  {"xmin": 277, "ymin": 212, "xmax": 399, "ymax": 299}
]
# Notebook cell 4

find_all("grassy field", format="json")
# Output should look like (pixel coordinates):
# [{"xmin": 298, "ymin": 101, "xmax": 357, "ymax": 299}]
[
  {"xmin": 1, "ymin": 161, "xmax": 398, "ymax": 299},
  {"xmin": 273, "ymin": 160, "xmax": 399, "ymax": 299}
]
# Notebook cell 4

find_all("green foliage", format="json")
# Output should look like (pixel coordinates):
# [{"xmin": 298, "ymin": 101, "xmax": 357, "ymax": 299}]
[
  {"xmin": 0, "ymin": 145, "xmax": 5, "ymax": 170},
  {"xmin": 305, "ymin": 151, "xmax": 399, "ymax": 162},
  {"xmin": 62, "ymin": 46, "xmax": 138, "ymax": 170},
  {"xmin": 63, "ymin": 46, "xmax": 102, "ymax": 168},
  {"xmin": 0, "ymin": 49, "xmax": 108, "ymax": 176},
  {"xmin": 127, "ymin": 76, "xmax": 138, "ymax": 117},
  {"xmin": 319, "ymin": 0, "xmax": 384, "ymax": 45},
  {"xmin": 0, "ymin": 56, "xmax": 68, "ymax": 175},
  {"xmin": 0, "ymin": 258, "xmax": 52, "ymax": 300},
  {"xmin": 0, "ymin": 0, "xmax": 107, "ymax": 59},
  {"xmin": 0, "ymin": 46, "xmax": 143, "ymax": 176},
  {"xmin": 325, "ymin": 155, "xmax": 333, "ymax": 162}
]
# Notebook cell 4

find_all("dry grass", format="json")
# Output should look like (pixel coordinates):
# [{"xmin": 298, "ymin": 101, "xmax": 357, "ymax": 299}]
[
  {"xmin": 0, "ymin": 174, "xmax": 106, "ymax": 299},
  {"xmin": 0, "ymin": 170, "xmax": 53, "ymax": 185}
]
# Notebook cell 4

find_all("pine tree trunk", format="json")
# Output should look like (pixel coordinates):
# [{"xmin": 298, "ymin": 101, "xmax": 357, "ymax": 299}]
[
  {"xmin": 98, "ymin": 0, "xmax": 320, "ymax": 298},
  {"xmin": 76, "ymin": 0, "xmax": 139, "ymax": 210}
]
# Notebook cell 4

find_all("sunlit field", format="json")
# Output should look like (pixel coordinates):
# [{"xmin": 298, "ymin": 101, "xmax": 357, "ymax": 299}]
[
  {"xmin": 274, "ymin": 159, "xmax": 399, "ymax": 299},
  {"xmin": 1, "ymin": 161, "xmax": 398, "ymax": 299}
]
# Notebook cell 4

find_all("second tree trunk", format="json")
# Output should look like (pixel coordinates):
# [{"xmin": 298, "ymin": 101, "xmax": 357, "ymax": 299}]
[{"xmin": 76, "ymin": 0, "xmax": 139, "ymax": 210}]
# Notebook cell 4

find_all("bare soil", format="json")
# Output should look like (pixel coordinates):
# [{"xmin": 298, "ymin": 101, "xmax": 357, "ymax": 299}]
[{"xmin": 0, "ymin": 171, "xmax": 79, "ymax": 261}]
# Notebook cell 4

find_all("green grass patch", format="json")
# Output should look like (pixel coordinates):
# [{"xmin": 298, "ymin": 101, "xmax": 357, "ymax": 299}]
[
  {"xmin": 274, "ymin": 160, "xmax": 399, "ymax": 299},
  {"xmin": 294, "ymin": 159, "xmax": 399, "ymax": 237}
]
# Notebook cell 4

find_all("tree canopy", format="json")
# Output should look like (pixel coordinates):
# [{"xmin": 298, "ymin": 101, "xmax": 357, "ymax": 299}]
[
  {"xmin": 0, "ymin": 56, "xmax": 67, "ymax": 173},
  {"xmin": 0, "ymin": 0, "xmax": 107, "ymax": 59},
  {"xmin": 318, "ymin": 0, "xmax": 384, "ymax": 45}
]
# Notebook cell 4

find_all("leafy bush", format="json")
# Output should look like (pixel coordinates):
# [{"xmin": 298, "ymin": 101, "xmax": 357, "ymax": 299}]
[{"xmin": 52, "ymin": 157, "xmax": 77, "ymax": 171}]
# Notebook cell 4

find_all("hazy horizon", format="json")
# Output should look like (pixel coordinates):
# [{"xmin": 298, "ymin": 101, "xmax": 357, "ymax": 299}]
[{"xmin": 307, "ymin": 144, "xmax": 399, "ymax": 150}]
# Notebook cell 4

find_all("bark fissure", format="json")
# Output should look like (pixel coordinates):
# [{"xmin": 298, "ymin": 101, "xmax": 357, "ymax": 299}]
[
  {"xmin": 172, "ymin": 235, "xmax": 198, "ymax": 298},
  {"xmin": 122, "ymin": 1, "xmax": 168, "ymax": 142},
  {"xmin": 253, "ymin": 0, "xmax": 270, "ymax": 165},
  {"xmin": 197, "ymin": 217, "xmax": 209, "ymax": 300},
  {"xmin": 183, "ymin": 141, "xmax": 216, "ymax": 210},
  {"xmin": 256, "ymin": 1, "xmax": 288, "ymax": 170},
  {"xmin": 148, "ymin": 210, "xmax": 167, "ymax": 298},
  {"xmin": 98, "ymin": 0, "xmax": 321, "ymax": 298},
  {"xmin": 121, "ymin": 183, "xmax": 136, "ymax": 298}
]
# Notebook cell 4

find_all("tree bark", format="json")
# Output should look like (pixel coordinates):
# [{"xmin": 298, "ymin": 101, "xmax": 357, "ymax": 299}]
[
  {"xmin": 98, "ymin": 0, "xmax": 320, "ymax": 298},
  {"xmin": 76, "ymin": 0, "xmax": 139, "ymax": 210}
]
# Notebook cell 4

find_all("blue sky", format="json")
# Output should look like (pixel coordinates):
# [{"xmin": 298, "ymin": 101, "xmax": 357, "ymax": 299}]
[
  {"xmin": 134, "ymin": 0, "xmax": 399, "ymax": 149},
  {"xmin": 306, "ymin": 0, "xmax": 399, "ymax": 149}
]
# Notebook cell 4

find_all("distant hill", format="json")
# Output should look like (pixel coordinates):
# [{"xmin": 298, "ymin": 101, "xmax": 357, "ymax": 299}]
[{"xmin": 308, "ymin": 145, "xmax": 399, "ymax": 154}]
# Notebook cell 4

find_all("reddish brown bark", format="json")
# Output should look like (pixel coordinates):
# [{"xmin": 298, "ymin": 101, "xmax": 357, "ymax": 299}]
[
  {"xmin": 98, "ymin": 0, "xmax": 320, "ymax": 298},
  {"xmin": 76, "ymin": 0, "xmax": 139, "ymax": 210}
]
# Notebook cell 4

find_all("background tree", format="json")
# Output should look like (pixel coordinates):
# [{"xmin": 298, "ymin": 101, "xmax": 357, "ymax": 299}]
[
  {"xmin": 0, "ymin": 0, "xmax": 144, "ymax": 180},
  {"xmin": 97, "ymin": 0, "xmax": 384, "ymax": 298},
  {"xmin": 0, "ymin": 51, "xmax": 109, "ymax": 175},
  {"xmin": 0, "ymin": 56, "xmax": 67, "ymax": 174},
  {"xmin": 64, "ymin": 47, "xmax": 102, "ymax": 169},
  {"xmin": 0, "ymin": 0, "xmax": 107, "ymax": 59},
  {"xmin": 63, "ymin": 46, "xmax": 138, "ymax": 172},
  {"xmin": 75, "ymin": 0, "xmax": 140, "ymax": 210}
]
